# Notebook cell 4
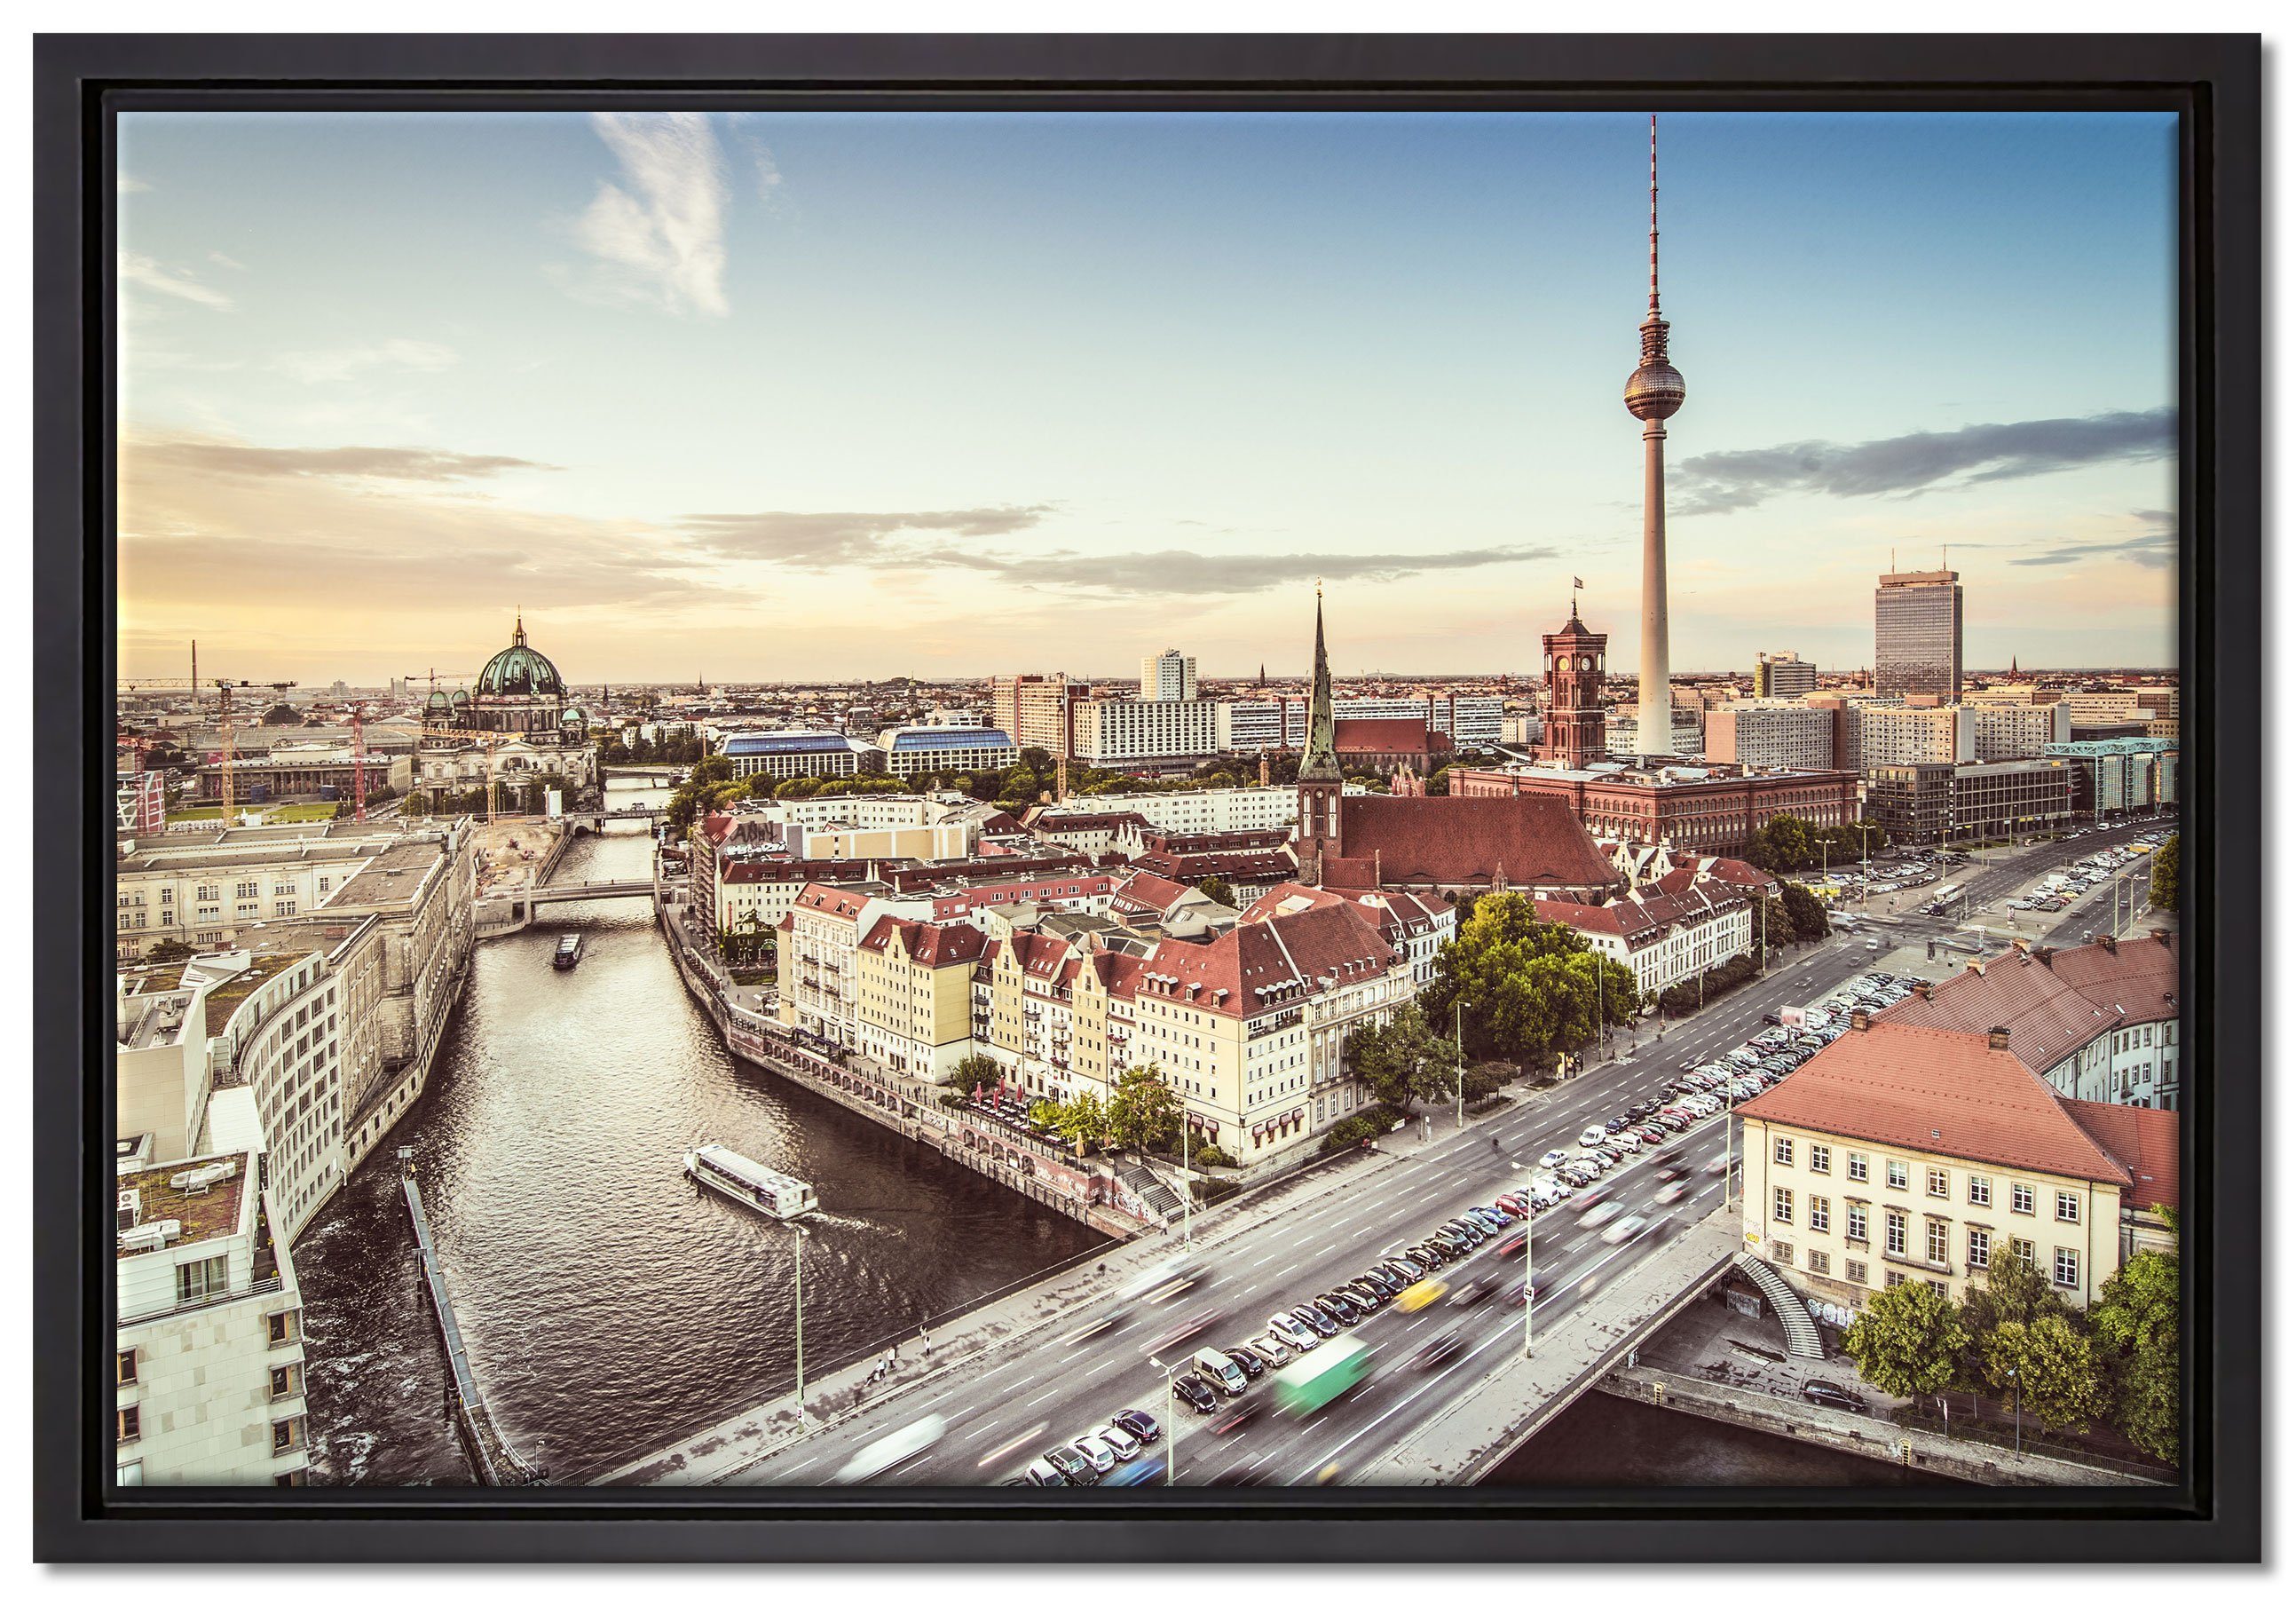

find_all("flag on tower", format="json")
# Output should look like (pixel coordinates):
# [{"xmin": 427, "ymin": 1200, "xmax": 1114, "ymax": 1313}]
[{"xmin": 1573, "ymin": 575, "xmax": 1584, "ymax": 589}]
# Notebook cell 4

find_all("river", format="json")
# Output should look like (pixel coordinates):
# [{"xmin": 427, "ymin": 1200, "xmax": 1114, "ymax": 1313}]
[{"xmin": 293, "ymin": 779, "xmax": 1101, "ymax": 1484}]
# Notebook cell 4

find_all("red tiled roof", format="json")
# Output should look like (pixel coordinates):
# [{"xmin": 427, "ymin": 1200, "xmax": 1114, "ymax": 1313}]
[
  {"xmin": 1136, "ymin": 901, "xmax": 1395, "ymax": 1019},
  {"xmin": 1111, "ymin": 870, "xmax": 1192, "ymax": 914},
  {"xmin": 1321, "ymin": 795, "xmax": 1616, "ymax": 892},
  {"xmin": 793, "ymin": 883, "xmax": 871, "ymax": 918},
  {"xmin": 2062, "ymin": 1100, "xmax": 2181, "ymax": 1213},
  {"xmin": 861, "ymin": 914, "xmax": 987, "ymax": 967},
  {"xmin": 1878, "ymin": 931, "xmax": 2177, "ymax": 1071},
  {"xmin": 1534, "ymin": 884, "xmax": 1743, "ymax": 948},
  {"xmin": 1735, "ymin": 1024, "xmax": 2134, "ymax": 1188}
]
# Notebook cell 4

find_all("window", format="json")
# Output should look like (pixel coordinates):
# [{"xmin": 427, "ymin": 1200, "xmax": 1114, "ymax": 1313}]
[
  {"xmin": 274, "ymin": 1467, "xmax": 308, "ymax": 1488},
  {"xmin": 2056, "ymin": 1191, "xmax": 2080, "ymax": 1224},
  {"xmin": 1844, "ymin": 1259, "xmax": 1868, "ymax": 1286},
  {"xmin": 2011, "ymin": 1183, "xmax": 2036, "ymax": 1215},
  {"xmin": 1927, "ymin": 1168, "xmax": 1950, "ymax": 1199},
  {"xmin": 2054, "ymin": 1247, "xmax": 2081, "ymax": 1292},
  {"xmin": 175, "ymin": 1255, "xmax": 228, "ymax": 1304},
  {"xmin": 267, "ymin": 1309, "xmax": 300, "ymax": 1348},
  {"xmin": 116, "ymin": 1404, "xmax": 141, "ymax": 1444},
  {"xmin": 1807, "ymin": 1250, "xmax": 1831, "ymax": 1278},
  {"xmin": 1809, "ymin": 1196, "xmax": 1830, "ymax": 1233},
  {"xmin": 1968, "ymin": 1229, "xmax": 1992, "ymax": 1270},
  {"xmin": 270, "ymin": 1363, "xmax": 300, "ymax": 1398},
  {"xmin": 1886, "ymin": 1159, "xmax": 1908, "ymax": 1190},
  {"xmin": 2011, "ymin": 1237, "xmax": 2036, "ymax": 1269},
  {"xmin": 1772, "ymin": 1188, "xmax": 1795, "ymax": 1225},
  {"xmin": 1810, "ymin": 1144, "xmax": 1831, "ymax": 1175},
  {"xmin": 1885, "ymin": 1211, "xmax": 1907, "ymax": 1256},
  {"xmin": 1926, "ymin": 1218, "xmax": 1949, "ymax": 1267},
  {"xmin": 115, "ymin": 1348, "xmax": 138, "ymax": 1386},
  {"xmin": 1969, "ymin": 1175, "xmax": 1992, "ymax": 1207},
  {"xmin": 1884, "ymin": 1270, "xmax": 1906, "ymax": 1289},
  {"xmin": 1773, "ymin": 1135, "xmax": 1795, "ymax": 1167},
  {"xmin": 1847, "ymin": 1151, "xmax": 1868, "ymax": 1183},
  {"xmin": 1770, "ymin": 1240, "xmax": 1793, "ymax": 1265},
  {"xmin": 1846, "ymin": 1201, "xmax": 1868, "ymax": 1243},
  {"xmin": 272, "ymin": 1417, "xmax": 304, "ymax": 1456}
]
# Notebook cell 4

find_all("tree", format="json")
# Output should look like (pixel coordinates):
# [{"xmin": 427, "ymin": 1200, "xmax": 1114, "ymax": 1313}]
[
  {"xmin": 1424, "ymin": 764, "xmax": 1451, "ymax": 795},
  {"xmin": 1957, "ymin": 1249, "xmax": 2059, "ymax": 1384},
  {"xmin": 691, "ymin": 752, "xmax": 734, "ymax": 785},
  {"xmin": 2147, "ymin": 835, "xmax": 2180, "ymax": 914},
  {"xmin": 146, "ymin": 937, "xmax": 196, "ymax": 962},
  {"xmin": 1420, "ymin": 893, "xmax": 1635, "ymax": 1063},
  {"xmin": 951, "ymin": 1053, "xmax": 1002, "ymax": 1096},
  {"xmin": 1980, "ymin": 1315, "xmax": 2106, "ymax": 1435},
  {"xmin": 1107, "ymin": 1065, "xmax": 1181, "ymax": 1151},
  {"xmin": 1344, "ymin": 1004, "xmax": 1466, "ymax": 1117},
  {"xmin": 746, "ymin": 772, "xmax": 778, "ymax": 801},
  {"xmin": 260, "ymin": 702, "xmax": 304, "ymax": 726},
  {"xmin": 2089, "ymin": 1238, "xmax": 2180, "ymax": 1461},
  {"xmin": 1027, "ymin": 1099, "xmax": 1065, "ymax": 1134},
  {"xmin": 1055, "ymin": 1091, "xmax": 1109, "ymax": 1157},
  {"xmin": 774, "ymin": 776, "xmax": 824, "ymax": 801},
  {"xmin": 1778, "ymin": 880, "xmax": 1831, "ymax": 941},
  {"xmin": 1842, "ymin": 1280, "xmax": 1969, "ymax": 1401},
  {"xmin": 1195, "ymin": 875, "xmax": 1236, "ymax": 908},
  {"xmin": 1748, "ymin": 813, "xmax": 1818, "ymax": 874}
]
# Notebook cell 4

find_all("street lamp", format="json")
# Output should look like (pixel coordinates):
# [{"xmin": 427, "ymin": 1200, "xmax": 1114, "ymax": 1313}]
[
  {"xmin": 2009, "ymin": 1366, "xmax": 2023, "ymax": 1458},
  {"xmin": 1509, "ymin": 1161, "xmax": 1537, "ymax": 1356},
  {"xmin": 1145, "ymin": 1355, "xmax": 1177, "ymax": 1485},
  {"xmin": 793, "ymin": 1225, "xmax": 807, "ymax": 1433},
  {"xmin": 1453, "ymin": 1001, "xmax": 1466, "ymax": 1129}
]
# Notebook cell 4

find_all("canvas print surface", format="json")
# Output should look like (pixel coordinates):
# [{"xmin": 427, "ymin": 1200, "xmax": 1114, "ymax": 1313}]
[{"xmin": 109, "ymin": 107, "xmax": 2183, "ymax": 1492}]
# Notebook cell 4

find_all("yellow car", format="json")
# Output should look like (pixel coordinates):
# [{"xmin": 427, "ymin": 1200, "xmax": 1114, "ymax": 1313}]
[{"xmin": 1394, "ymin": 1279, "xmax": 1448, "ymax": 1314}]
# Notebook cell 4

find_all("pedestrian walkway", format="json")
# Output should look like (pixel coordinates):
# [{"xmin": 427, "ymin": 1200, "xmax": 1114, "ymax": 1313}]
[{"xmin": 1732, "ymin": 1253, "xmax": 1825, "ymax": 1357}]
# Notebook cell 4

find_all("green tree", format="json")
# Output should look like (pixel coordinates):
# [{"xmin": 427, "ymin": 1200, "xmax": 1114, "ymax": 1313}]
[
  {"xmin": 691, "ymin": 752, "xmax": 734, "ymax": 785},
  {"xmin": 2147, "ymin": 835, "xmax": 2180, "ymax": 914},
  {"xmin": 745, "ymin": 771, "xmax": 779, "ymax": 801},
  {"xmin": 1842, "ymin": 1280, "xmax": 1969, "ymax": 1401},
  {"xmin": 1056, "ymin": 1091, "xmax": 1109, "ymax": 1157},
  {"xmin": 774, "ymin": 776, "xmax": 824, "ymax": 801},
  {"xmin": 1107, "ymin": 1065, "xmax": 1181, "ymax": 1151},
  {"xmin": 1778, "ymin": 880, "xmax": 1831, "ymax": 941},
  {"xmin": 1195, "ymin": 875, "xmax": 1236, "ymax": 908},
  {"xmin": 951, "ymin": 1053, "xmax": 1002, "ymax": 1096},
  {"xmin": 1747, "ymin": 813, "xmax": 1818, "ymax": 874},
  {"xmin": 2089, "ymin": 1238, "xmax": 2180, "ymax": 1462},
  {"xmin": 1981, "ymin": 1314, "xmax": 2106, "ymax": 1435},
  {"xmin": 1027, "ymin": 1098, "xmax": 1065, "ymax": 1134},
  {"xmin": 146, "ymin": 937, "xmax": 196, "ymax": 962},
  {"xmin": 1421, "ymin": 893, "xmax": 1635, "ymax": 1062},
  {"xmin": 1957, "ymin": 1248, "xmax": 2060, "ymax": 1385},
  {"xmin": 1343, "ymin": 1004, "xmax": 1466, "ymax": 1117}
]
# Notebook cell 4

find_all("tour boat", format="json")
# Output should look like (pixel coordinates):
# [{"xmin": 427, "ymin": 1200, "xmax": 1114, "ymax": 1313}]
[
  {"xmin": 683, "ymin": 1144, "xmax": 818, "ymax": 1221},
  {"xmin": 553, "ymin": 934, "xmax": 583, "ymax": 970}
]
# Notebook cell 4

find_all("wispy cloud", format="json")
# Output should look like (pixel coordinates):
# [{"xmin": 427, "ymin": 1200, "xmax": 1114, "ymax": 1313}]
[
  {"xmin": 208, "ymin": 250, "xmax": 247, "ymax": 271},
  {"xmin": 680, "ymin": 505, "xmax": 1053, "ymax": 565},
  {"xmin": 1674, "ymin": 408, "xmax": 2176, "ymax": 515},
  {"xmin": 118, "ymin": 251, "xmax": 232, "ymax": 310},
  {"xmin": 938, "ymin": 545, "xmax": 1556, "ymax": 597},
  {"xmin": 571, "ymin": 112, "xmax": 730, "ymax": 317},
  {"xmin": 726, "ymin": 113, "xmax": 785, "ymax": 205},
  {"xmin": 2010, "ymin": 512, "xmax": 2176, "ymax": 570},
  {"xmin": 273, "ymin": 338, "xmax": 459, "ymax": 384},
  {"xmin": 134, "ymin": 436, "xmax": 552, "ymax": 483},
  {"xmin": 117, "ymin": 172, "xmax": 150, "ymax": 194}
]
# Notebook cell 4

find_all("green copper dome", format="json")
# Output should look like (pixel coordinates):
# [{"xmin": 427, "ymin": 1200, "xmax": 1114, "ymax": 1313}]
[{"xmin": 476, "ymin": 615, "xmax": 564, "ymax": 698}]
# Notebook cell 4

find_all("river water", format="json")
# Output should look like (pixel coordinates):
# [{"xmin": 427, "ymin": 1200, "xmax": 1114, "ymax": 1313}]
[{"xmin": 294, "ymin": 780, "xmax": 1101, "ymax": 1484}]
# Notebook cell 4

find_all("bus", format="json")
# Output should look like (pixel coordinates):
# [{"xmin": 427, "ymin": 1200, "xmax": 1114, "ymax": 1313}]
[{"xmin": 1274, "ymin": 1334, "xmax": 1370, "ymax": 1418}]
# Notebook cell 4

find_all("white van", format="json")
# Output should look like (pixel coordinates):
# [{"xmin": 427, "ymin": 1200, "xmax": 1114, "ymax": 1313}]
[{"xmin": 1191, "ymin": 1346, "xmax": 1246, "ymax": 1396}]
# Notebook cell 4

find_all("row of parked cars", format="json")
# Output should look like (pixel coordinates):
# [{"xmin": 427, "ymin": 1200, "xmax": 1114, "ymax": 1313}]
[{"xmin": 1019, "ymin": 1407, "xmax": 1168, "ymax": 1486}]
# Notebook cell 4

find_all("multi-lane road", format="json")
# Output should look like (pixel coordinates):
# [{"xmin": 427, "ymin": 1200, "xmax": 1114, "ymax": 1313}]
[{"xmin": 722, "ymin": 934, "xmax": 1882, "ymax": 1489}]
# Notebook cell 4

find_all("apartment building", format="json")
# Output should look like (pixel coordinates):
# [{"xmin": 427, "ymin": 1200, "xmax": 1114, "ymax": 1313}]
[
  {"xmin": 114, "ymin": 1150, "xmax": 309, "ymax": 1486},
  {"xmin": 1973, "ymin": 700, "xmax": 2073, "ymax": 761},
  {"xmin": 1071, "ymin": 696, "xmax": 1221, "ymax": 767},
  {"xmin": 113, "ymin": 826, "xmax": 405, "ymax": 962},
  {"xmin": 989, "ymin": 673, "xmax": 1090, "ymax": 760},
  {"xmin": 1854, "ymin": 703, "xmax": 1975, "ymax": 767},
  {"xmin": 854, "ymin": 916, "xmax": 989, "ymax": 1083},
  {"xmin": 1703, "ymin": 700, "xmax": 1843, "ymax": 771},
  {"xmin": 1141, "ymin": 649, "xmax": 1198, "ymax": 700},
  {"xmin": 1533, "ymin": 882, "xmax": 1752, "ymax": 1000},
  {"xmin": 1737, "ymin": 1018, "xmax": 2178, "ymax": 1317}
]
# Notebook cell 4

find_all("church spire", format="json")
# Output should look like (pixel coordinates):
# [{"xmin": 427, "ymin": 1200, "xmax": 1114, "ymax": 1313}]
[
  {"xmin": 512, "ymin": 608, "xmax": 526, "ymax": 647},
  {"xmin": 1299, "ymin": 586, "xmax": 1342, "ymax": 784}
]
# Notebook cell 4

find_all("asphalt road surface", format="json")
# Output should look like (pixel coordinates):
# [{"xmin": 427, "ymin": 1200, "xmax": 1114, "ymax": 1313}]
[{"xmin": 724, "ymin": 935, "xmax": 1881, "ymax": 1489}]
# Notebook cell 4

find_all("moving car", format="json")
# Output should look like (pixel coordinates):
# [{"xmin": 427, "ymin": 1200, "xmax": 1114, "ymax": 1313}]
[
  {"xmin": 1655, "ymin": 1181, "xmax": 1688, "ymax": 1206},
  {"xmin": 1394, "ymin": 1279, "xmax": 1448, "ymax": 1313},
  {"xmin": 1208, "ymin": 1393, "xmax": 1266, "ymax": 1436},
  {"xmin": 832, "ymin": 1414, "xmax": 948, "ymax": 1483},
  {"xmin": 1602, "ymin": 1214, "xmax": 1650, "ymax": 1246},
  {"xmin": 1415, "ymin": 1331, "xmax": 1465, "ymax": 1370},
  {"xmin": 1579, "ymin": 1200, "xmax": 1625, "ymax": 1231}
]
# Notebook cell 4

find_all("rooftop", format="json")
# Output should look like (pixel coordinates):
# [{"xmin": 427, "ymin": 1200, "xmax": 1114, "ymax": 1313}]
[
  {"xmin": 182, "ymin": 953, "xmax": 308, "ymax": 1041},
  {"xmin": 116, "ymin": 1153, "xmax": 249, "ymax": 1254},
  {"xmin": 320, "ymin": 839, "xmax": 446, "ymax": 907}
]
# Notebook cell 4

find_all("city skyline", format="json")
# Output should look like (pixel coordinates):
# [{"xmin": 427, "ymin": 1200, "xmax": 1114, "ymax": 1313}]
[{"xmin": 117, "ymin": 109, "xmax": 2179, "ymax": 683}]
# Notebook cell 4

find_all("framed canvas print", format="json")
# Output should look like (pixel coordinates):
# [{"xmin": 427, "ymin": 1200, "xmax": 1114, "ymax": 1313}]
[{"xmin": 32, "ymin": 31, "xmax": 2260, "ymax": 1563}]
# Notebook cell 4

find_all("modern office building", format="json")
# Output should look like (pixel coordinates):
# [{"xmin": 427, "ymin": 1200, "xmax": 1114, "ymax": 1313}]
[
  {"xmin": 1071, "ymin": 696, "xmax": 1220, "ymax": 769},
  {"xmin": 1854, "ymin": 703, "xmax": 1976, "ymax": 767},
  {"xmin": 1212, "ymin": 694, "xmax": 1503, "ymax": 753},
  {"xmin": 1862, "ymin": 758, "xmax": 2072, "ymax": 843},
  {"xmin": 1874, "ymin": 568, "xmax": 1964, "ymax": 700},
  {"xmin": 1702, "ymin": 700, "xmax": 1842, "ymax": 771},
  {"xmin": 873, "ymin": 724, "xmax": 1016, "ymax": 779},
  {"xmin": 1140, "ymin": 649, "xmax": 1198, "ymax": 700},
  {"xmin": 2042, "ymin": 738, "xmax": 2179, "ymax": 819},
  {"xmin": 1606, "ymin": 709, "xmax": 1705, "ymax": 758},
  {"xmin": 1754, "ymin": 651, "xmax": 1819, "ymax": 699},
  {"xmin": 989, "ymin": 673, "xmax": 1091, "ymax": 760},
  {"xmin": 719, "ymin": 730, "xmax": 884, "ymax": 782}
]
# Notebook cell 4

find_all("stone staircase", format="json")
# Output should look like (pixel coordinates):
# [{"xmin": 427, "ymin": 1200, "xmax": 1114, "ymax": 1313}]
[
  {"xmin": 1113, "ymin": 1158, "xmax": 1186, "ymax": 1227},
  {"xmin": 1734, "ymin": 1254, "xmax": 1827, "ymax": 1358}
]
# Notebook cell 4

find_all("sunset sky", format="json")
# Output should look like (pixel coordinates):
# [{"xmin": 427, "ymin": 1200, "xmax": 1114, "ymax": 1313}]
[{"xmin": 116, "ymin": 108, "xmax": 2178, "ymax": 685}]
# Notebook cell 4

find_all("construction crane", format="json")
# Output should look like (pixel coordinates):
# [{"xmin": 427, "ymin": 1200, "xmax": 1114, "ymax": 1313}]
[{"xmin": 114, "ymin": 676, "xmax": 298, "ymax": 821}]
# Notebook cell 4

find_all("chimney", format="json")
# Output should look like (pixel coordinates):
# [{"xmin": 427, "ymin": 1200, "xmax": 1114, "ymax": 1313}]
[
  {"xmin": 1850, "ymin": 1010, "xmax": 1869, "ymax": 1031},
  {"xmin": 2150, "ymin": 927, "xmax": 2171, "ymax": 945},
  {"xmin": 2032, "ymin": 946, "xmax": 2054, "ymax": 967},
  {"xmin": 1986, "ymin": 1025, "xmax": 2012, "ymax": 1050},
  {"xmin": 2095, "ymin": 934, "xmax": 2117, "ymax": 952},
  {"xmin": 1912, "ymin": 980, "xmax": 1933, "ymax": 1000}
]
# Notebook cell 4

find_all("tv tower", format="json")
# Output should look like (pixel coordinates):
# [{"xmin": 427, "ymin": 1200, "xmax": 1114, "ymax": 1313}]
[{"xmin": 1624, "ymin": 115, "xmax": 1686, "ymax": 759}]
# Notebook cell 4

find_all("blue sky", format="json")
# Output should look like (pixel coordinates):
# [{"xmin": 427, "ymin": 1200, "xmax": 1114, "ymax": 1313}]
[{"xmin": 115, "ymin": 109, "xmax": 2178, "ymax": 683}]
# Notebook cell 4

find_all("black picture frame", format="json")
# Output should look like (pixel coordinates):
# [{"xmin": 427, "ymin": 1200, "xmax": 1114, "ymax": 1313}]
[{"xmin": 35, "ymin": 32, "xmax": 2261, "ymax": 1563}]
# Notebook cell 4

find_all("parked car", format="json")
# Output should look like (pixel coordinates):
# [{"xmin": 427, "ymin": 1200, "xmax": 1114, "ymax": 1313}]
[
  {"xmin": 1170, "ymin": 1373, "xmax": 1220, "ymax": 1414},
  {"xmin": 1383, "ymin": 1255, "xmax": 1425, "ymax": 1284},
  {"xmin": 1069, "ymin": 1433, "xmax": 1118, "ymax": 1475},
  {"xmin": 1044, "ymin": 1443, "xmax": 1100, "ymax": 1484},
  {"xmin": 1022, "ymin": 1460, "xmax": 1069, "ymax": 1486},
  {"xmin": 1314, "ymin": 1293, "xmax": 1361, "ymax": 1326},
  {"xmin": 1110, "ymin": 1408, "xmax": 1161, "ymax": 1444},
  {"xmin": 1266, "ymin": 1313, "xmax": 1318, "ymax": 1351},
  {"xmin": 1540, "ymin": 1149, "xmax": 1572, "ymax": 1169},
  {"xmin": 1350, "ymin": 1275, "xmax": 1395, "ymax": 1303},
  {"xmin": 1246, "ymin": 1334, "xmax": 1295, "ymax": 1369},
  {"xmin": 1225, "ymin": 1344, "xmax": 1267, "ymax": 1380},
  {"xmin": 1802, "ymin": 1379, "xmax": 1868, "ymax": 1414}
]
